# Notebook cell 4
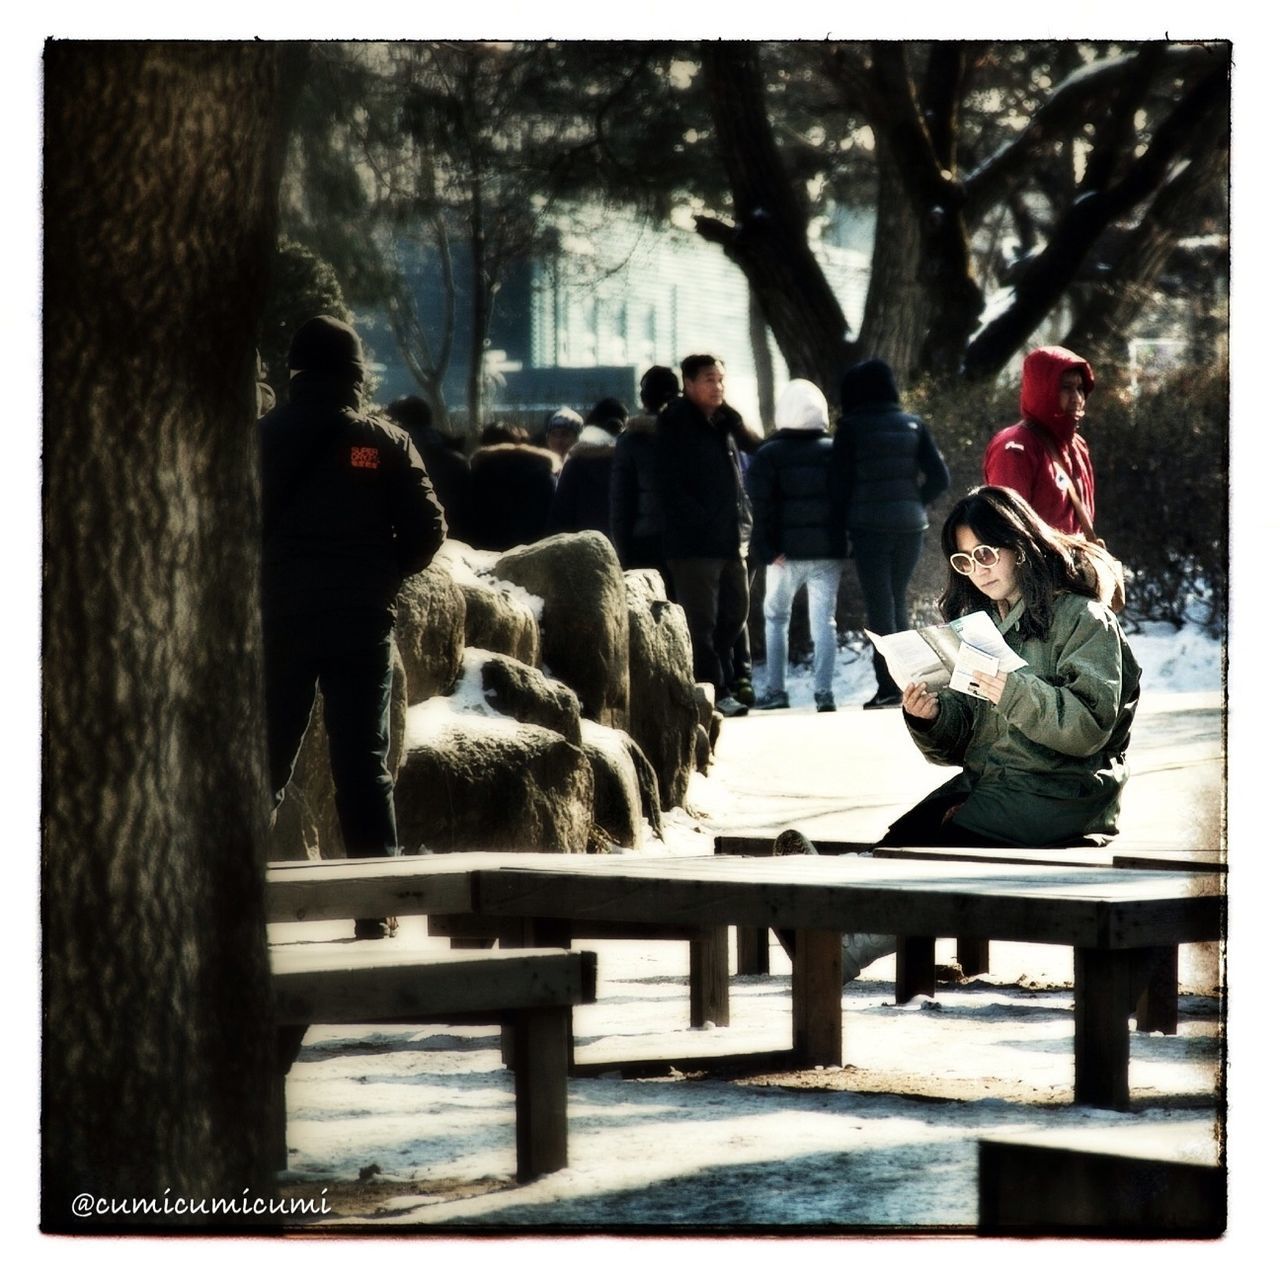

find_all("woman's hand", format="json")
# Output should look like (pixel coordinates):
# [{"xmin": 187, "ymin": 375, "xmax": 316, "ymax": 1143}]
[
  {"xmin": 902, "ymin": 681, "xmax": 939, "ymax": 721},
  {"xmin": 969, "ymin": 670, "xmax": 1008, "ymax": 704}
]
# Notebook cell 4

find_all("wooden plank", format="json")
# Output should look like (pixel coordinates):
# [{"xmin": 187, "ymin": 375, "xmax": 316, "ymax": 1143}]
[
  {"xmin": 874, "ymin": 844, "xmax": 1115, "ymax": 869},
  {"xmin": 1074, "ymin": 948, "xmax": 1133, "ymax": 1109},
  {"xmin": 1132, "ymin": 945, "xmax": 1180, "ymax": 1035},
  {"xmin": 270, "ymin": 946, "xmax": 594, "ymax": 1023},
  {"xmin": 469, "ymin": 861, "xmax": 1223, "ymax": 950},
  {"xmin": 265, "ymin": 860, "xmax": 474, "ymax": 924},
  {"xmin": 896, "ymin": 936, "xmax": 935, "ymax": 1003},
  {"xmin": 689, "ymin": 927, "xmax": 730, "ymax": 1027},
  {"xmin": 955, "ymin": 937, "xmax": 990, "ymax": 975},
  {"xmin": 736, "ymin": 925, "xmax": 771, "ymax": 975},
  {"xmin": 714, "ymin": 835, "xmax": 873, "ymax": 856},
  {"xmin": 428, "ymin": 913, "xmax": 711, "ymax": 943},
  {"xmin": 978, "ymin": 1131, "xmax": 1224, "ymax": 1236},
  {"xmin": 792, "ymin": 929, "xmax": 843, "ymax": 1066},
  {"xmin": 509, "ymin": 1005, "xmax": 571, "ymax": 1181}
]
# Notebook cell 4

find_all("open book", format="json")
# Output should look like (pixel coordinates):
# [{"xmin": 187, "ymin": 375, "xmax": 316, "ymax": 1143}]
[{"xmin": 865, "ymin": 611, "xmax": 1027, "ymax": 702}]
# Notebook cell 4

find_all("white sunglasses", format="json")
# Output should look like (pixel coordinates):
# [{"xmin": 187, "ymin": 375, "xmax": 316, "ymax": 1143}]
[{"xmin": 949, "ymin": 544, "xmax": 1003, "ymax": 575}]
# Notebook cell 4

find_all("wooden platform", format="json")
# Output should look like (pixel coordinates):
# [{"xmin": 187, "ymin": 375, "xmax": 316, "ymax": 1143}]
[
  {"xmin": 464, "ymin": 853, "xmax": 1223, "ymax": 1109},
  {"xmin": 264, "ymin": 851, "xmax": 1224, "ymax": 1110}
]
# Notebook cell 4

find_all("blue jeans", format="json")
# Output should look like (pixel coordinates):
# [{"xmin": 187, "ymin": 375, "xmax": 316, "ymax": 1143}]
[{"xmin": 762, "ymin": 558, "xmax": 841, "ymax": 693}]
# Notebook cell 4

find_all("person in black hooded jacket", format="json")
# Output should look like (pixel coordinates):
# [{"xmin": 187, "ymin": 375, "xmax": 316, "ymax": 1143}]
[
  {"xmin": 829, "ymin": 358, "xmax": 950, "ymax": 708},
  {"xmin": 656, "ymin": 354, "xmax": 760, "ymax": 716},
  {"xmin": 259, "ymin": 317, "xmax": 446, "ymax": 937}
]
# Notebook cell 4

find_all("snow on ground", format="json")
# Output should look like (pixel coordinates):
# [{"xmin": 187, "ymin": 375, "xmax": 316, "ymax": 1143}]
[{"xmin": 268, "ymin": 622, "xmax": 1226, "ymax": 1242}]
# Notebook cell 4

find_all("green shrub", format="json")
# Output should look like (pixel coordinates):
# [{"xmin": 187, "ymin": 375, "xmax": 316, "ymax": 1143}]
[{"xmin": 901, "ymin": 362, "xmax": 1227, "ymax": 634}]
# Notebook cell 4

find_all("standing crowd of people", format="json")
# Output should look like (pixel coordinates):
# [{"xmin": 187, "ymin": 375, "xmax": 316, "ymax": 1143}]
[{"xmin": 258, "ymin": 314, "xmax": 1136, "ymax": 944}]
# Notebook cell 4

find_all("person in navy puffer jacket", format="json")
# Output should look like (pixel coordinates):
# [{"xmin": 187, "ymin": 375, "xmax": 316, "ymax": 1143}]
[
  {"xmin": 830, "ymin": 358, "xmax": 950, "ymax": 708},
  {"xmin": 746, "ymin": 379, "xmax": 845, "ymax": 712}
]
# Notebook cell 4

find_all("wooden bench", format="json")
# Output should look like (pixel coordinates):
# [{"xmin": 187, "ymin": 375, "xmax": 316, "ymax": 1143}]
[
  {"xmin": 464, "ymin": 853, "xmax": 1223, "ymax": 1109},
  {"xmin": 270, "ymin": 942, "xmax": 596, "ymax": 1183},
  {"xmin": 713, "ymin": 834, "xmax": 1224, "ymax": 1032},
  {"xmin": 266, "ymin": 854, "xmax": 730, "ymax": 1030},
  {"xmin": 977, "ymin": 1124, "xmax": 1225, "ymax": 1236}
]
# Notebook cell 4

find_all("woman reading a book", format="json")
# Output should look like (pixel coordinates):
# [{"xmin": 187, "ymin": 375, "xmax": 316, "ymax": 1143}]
[
  {"xmin": 840, "ymin": 485, "xmax": 1140, "ymax": 981},
  {"xmin": 888, "ymin": 484, "xmax": 1139, "ymax": 848}
]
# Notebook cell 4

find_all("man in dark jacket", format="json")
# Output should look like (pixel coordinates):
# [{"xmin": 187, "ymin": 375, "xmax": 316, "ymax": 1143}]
[
  {"xmin": 610, "ymin": 365, "xmax": 677, "ymax": 591},
  {"xmin": 656, "ymin": 354, "xmax": 759, "ymax": 717},
  {"xmin": 746, "ymin": 379, "xmax": 845, "ymax": 712},
  {"xmin": 383, "ymin": 395, "xmax": 473, "ymax": 546},
  {"xmin": 260, "ymin": 316, "xmax": 446, "ymax": 938},
  {"xmin": 830, "ymin": 358, "xmax": 950, "ymax": 708},
  {"xmin": 468, "ymin": 422, "xmax": 560, "ymax": 551}
]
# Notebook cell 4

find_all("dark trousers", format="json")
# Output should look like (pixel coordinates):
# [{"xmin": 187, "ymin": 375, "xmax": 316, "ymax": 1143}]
[
  {"xmin": 878, "ymin": 789, "xmax": 1010, "ymax": 848},
  {"xmin": 668, "ymin": 556, "xmax": 750, "ymax": 696},
  {"xmin": 851, "ymin": 529, "xmax": 925, "ymax": 698},
  {"xmin": 264, "ymin": 614, "xmax": 398, "ymax": 858}
]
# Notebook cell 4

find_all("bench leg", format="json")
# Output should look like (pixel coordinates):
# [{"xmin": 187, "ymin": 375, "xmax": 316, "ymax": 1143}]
[
  {"xmin": 792, "ymin": 928, "xmax": 843, "ymax": 1066},
  {"xmin": 271, "ymin": 1024, "xmax": 309, "ymax": 1172},
  {"xmin": 956, "ymin": 937, "xmax": 990, "ymax": 976},
  {"xmin": 736, "ymin": 926, "xmax": 771, "ymax": 975},
  {"xmin": 508, "ymin": 1005, "xmax": 571, "ymax": 1182},
  {"xmin": 1074, "ymin": 948, "xmax": 1132, "ymax": 1109},
  {"xmin": 896, "ymin": 936, "xmax": 936, "ymax": 1004},
  {"xmin": 689, "ymin": 926, "xmax": 730, "ymax": 1027},
  {"xmin": 1132, "ymin": 945, "xmax": 1179, "ymax": 1035}
]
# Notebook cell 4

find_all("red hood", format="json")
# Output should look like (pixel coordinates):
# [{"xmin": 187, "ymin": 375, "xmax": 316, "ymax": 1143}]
[{"xmin": 1019, "ymin": 346, "xmax": 1094, "ymax": 442}]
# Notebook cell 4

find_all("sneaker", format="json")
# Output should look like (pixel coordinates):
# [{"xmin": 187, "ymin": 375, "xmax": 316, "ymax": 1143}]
[
  {"xmin": 755, "ymin": 688, "xmax": 789, "ymax": 710},
  {"xmin": 714, "ymin": 694, "xmax": 749, "ymax": 718},
  {"xmin": 841, "ymin": 932, "xmax": 897, "ymax": 983},
  {"xmin": 773, "ymin": 828, "xmax": 819, "ymax": 856},
  {"xmin": 354, "ymin": 917, "xmax": 398, "ymax": 940},
  {"xmin": 733, "ymin": 678, "xmax": 757, "ymax": 708},
  {"xmin": 815, "ymin": 691, "xmax": 836, "ymax": 713},
  {"xmin": 863, "ymin": 691, "xmax": 903, "ymax": 709}
]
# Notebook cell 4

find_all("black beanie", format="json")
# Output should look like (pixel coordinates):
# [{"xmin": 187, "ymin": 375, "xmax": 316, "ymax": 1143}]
[
  {"xmin": 840, "ymin": 358, "xmax": 899, "ymax": 411},
  {"xmin": 586, "ymin": 396, "xmax": 629, "ymax": 427},
  {"xmin": 287, "ymin": 316, "xmax": 365, "ymax": 382},
  {"xmin": 639, "ymin": 365, "xmax": 679, "ymax": 412}
]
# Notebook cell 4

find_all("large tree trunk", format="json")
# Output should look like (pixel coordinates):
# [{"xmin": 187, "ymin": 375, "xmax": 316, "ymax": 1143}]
[
  {"xmin": 856, "ymin": 154, "xmax": 928, "ymax": 378},
  {"xmin": 695, "ymin": 43, "xmax": 857, "ymax": 400},
  {"xmin": 42, "ymin": 42, "xmax": 299, "ymax": 1230}
]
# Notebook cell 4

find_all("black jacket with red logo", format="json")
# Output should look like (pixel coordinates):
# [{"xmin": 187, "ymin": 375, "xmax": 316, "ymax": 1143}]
[{"xmin": 260, "ymin": 374, "xmax": 446, "ymax": 622}]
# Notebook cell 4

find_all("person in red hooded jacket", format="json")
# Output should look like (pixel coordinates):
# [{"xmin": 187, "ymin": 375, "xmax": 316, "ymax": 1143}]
[{"xmin": 983, "ymin": 346, "xmax": 1096, "ymax": 535}]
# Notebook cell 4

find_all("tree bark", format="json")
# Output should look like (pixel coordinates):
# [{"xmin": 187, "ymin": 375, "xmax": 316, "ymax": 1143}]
[
  {"xmin": 748, "ymin": 293, "xmax": 776, "ymax": 431},
  {"xmin": 1063, "ymin": 131, "xmax": 1229, "ymax": 366},
  {"xmin": 42, "ymin": 41, "xmax": 298, "ymax": 1230},
  {"xmin": 963, "ymin": 59, "xmax": 1229, "ymax": 379},
  {"xmin": 856, "ymin": 153, "xmax": 927, "ymax": 378},
  {"xmin": 695, "ymin": 43, "xmax": 858, "ymax": 399}
]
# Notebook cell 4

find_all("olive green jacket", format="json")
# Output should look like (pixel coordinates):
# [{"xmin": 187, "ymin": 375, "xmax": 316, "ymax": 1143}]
[{"xmin": 905, "ymin": 592, "xmax": 1141, "ymax": 844}]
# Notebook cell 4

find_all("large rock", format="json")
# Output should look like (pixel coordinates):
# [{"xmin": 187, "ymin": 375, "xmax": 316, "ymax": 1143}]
[
  {"xmin": 459, "ymin": 579, "xmax": 541, "ymax": 666},
  {"xmin": 495, "ymin": 532, "xmax": 629, "ymax": 729},
  {"xmin": 267, "ymin": 645, "xmax": 409, "ymax": 861},
  {"xmin": 396, "ymin": 560, "xmax": 466, "ymax": 703},
  {"xmin": 580, "ymin": 721, "xmax": 663, "ymax": 850},
  {"xmin": 396, "ymin": 705, "xmax": 593, "ymax": 853},
  {"xmin": 439, "ymin": 541, "xmax": 543, "ymax": 665},
  {"xmin": 623, "ymin": 569, "xmax": 700, "ymax": 810},
  {"xmin": 454, "ymin": 648, "xmax": 581, "ymax": 746}
]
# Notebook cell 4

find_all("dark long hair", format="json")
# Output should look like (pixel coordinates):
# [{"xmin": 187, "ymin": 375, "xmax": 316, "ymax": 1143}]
[{"xmin": 938, "ymin": 486, "xmax": 1101, "ymax": 638}]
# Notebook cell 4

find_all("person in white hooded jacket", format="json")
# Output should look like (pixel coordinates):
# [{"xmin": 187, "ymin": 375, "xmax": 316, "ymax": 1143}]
[{"xmin": 745, "ymin": 379, "xmax": 846, "ymax": 712}]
